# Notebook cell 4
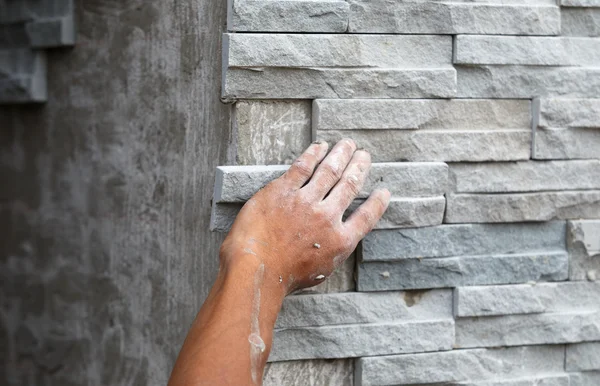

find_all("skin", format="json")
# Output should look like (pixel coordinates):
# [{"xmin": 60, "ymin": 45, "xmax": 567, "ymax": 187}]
[{"xmin": 168, "ymin": 139, "xmax": 391, "ymax": 386}]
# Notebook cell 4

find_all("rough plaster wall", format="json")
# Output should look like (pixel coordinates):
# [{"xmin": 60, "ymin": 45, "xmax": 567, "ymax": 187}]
[{"xmin": 0, "ymin": 1, "xmax": 231, "ymax": 385}]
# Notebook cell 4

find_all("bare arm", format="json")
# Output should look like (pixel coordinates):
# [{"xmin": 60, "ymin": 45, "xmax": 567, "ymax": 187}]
[{"xmin": 168, "ymin": 139, "xmax": 390, "ymax": 386}]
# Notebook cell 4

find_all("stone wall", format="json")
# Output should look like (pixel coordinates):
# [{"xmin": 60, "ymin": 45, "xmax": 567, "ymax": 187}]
[{"xmin": 219, "ymin": 0, "xmax": 600, "ymax": 384}]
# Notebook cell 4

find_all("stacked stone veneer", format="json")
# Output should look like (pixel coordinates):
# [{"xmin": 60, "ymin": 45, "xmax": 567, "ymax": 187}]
[
  {"xmin": 0, "ymin": 0, "xmax": 75, "ymax": 104},
  {"xmin": 217, "ymin": 0, "xmax": 600, "ymax": 384}
]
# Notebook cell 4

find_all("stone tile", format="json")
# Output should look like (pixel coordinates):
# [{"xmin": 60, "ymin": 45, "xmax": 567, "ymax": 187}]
[
  {"xmin": 570, "ymin": 371, "xmax": 600, "ymax": 386},
  {"xmin": 445, "ymin": 191, "xmax": 600, "ymax": 223},
  {"xmin": 562, "ymin": 8, "xmax": 600, "ymax": 37},
  {"xmin": 361, "ymin": 222, "xmax": 566, "ymax": 261},
  {"xmin": 270, "ymin": 319, "xmax": 454, "ymax": 361},
  {"xmin": 316, "ymin": 129, "xmax": 531, "ymax": 162},
  {"xmin": 454, "ymin": 36, "xmax": 600, "ymax": 66},
  {"xmin": 213, "ymin": 163, "xmax": 449, "ymax": 203},
  {"xmin": 223, "ymin": 67, "xmax": 457, "ymax": 100},
  {"xmin": 348, "ymin": 1, "xmax": 560, "ymax": 35},
  {"xmin": 228, "ymin": 0, "xmax": 349, "ymax": 32},
  {"xmin": 357, "ymin": 251, "xmax": 568, "ymax": 291},
  {"xmin": 276, "ymin": 289, "xmax": 452, "ymax": 328},
  {"xmin": 457, "ymin": 66, "xmax": 600, "ymax": 98},
  {"xmin": 313, "ymin": 99, "xmax": 530, "ymax": 131},
  {"xmin": 264, "ymin": 359, "xmax": 353, "ymax": 386},
  {"xmin": 235, "ymin": 100, "xmax": 311, "ymax": 166},
  {"xmin": 568, "ymin": 220, "xmax": 600, "ymax": 281},
  {"xmin": 355, "ymin": 345, "xmax": 565, "ymax": 386},
  {"xmin": 455, "ymin": 311, "xmax": 600, "ymax": 348},
  {"xmin": 566, "ymin": 342, "xmax": 600, "ymax": 371},
  {"xmin": 225, "ymin": 34, "xmax": 452, "ymax": 68},
  {"xmin": 449, "ymin": 160, "xmax": 600, "ymax": 193}
]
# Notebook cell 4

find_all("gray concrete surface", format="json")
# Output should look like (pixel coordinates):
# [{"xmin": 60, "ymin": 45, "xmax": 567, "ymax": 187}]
[{"xmin": 0, "ymin": 1, "xmax": 232, "ymax": 384}]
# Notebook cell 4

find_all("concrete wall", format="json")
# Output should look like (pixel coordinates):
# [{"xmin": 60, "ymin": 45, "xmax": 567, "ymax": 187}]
[{"xmin": 0, "ymin": 1, "xmax": 231, "ymax": 385}]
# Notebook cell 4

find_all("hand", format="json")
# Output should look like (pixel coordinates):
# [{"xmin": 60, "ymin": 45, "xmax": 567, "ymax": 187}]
[{"xmin": 220, "ymin": 139, "xmax": 391, "ymax": 293}]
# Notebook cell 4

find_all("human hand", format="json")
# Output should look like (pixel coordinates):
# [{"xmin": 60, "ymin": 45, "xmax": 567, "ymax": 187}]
[{"xmin": 219, "ymin": 139, "xmax": 391, "ymax": 293}]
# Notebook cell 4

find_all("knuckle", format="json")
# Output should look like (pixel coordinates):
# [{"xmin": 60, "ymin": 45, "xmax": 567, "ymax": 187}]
[
  {"xmin": 321, "ymin": 163, "xmax": 343, "ymax": 180},
  {"xmin": 344, "ymin": 175, "xmax": 361, "ymax": 197},
  {"xmin": 358, "ymin": 208, "xmax": 375, "ymax": 226},
  {"xmin": 292, "ymin": 158, "xmax": 314, "ymax": 178}
]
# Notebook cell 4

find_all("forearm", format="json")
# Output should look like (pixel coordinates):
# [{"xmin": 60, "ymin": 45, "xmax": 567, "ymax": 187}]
[{"xmin": 168, "ymin": 252, "xmax": 286, "ymax": 386}]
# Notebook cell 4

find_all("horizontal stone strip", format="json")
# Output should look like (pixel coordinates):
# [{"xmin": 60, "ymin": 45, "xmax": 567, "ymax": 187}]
[
  {"xmin": 355, "ymin": 346, "xmax": 565, "ymax": 386},
  {"xmin": 536, "ymin": 98, "xmax": 600, "ymax": 129},
  {"xmin": 449, "ymin": 160, "xmax": 600, "ymax": 193},
  {"xmin": 227, "ymin": 0, "xmax": 349, "ymax": 32},
  {"xmin": 562, "ymin": 8, "xmax": 600, "ymax": 37},
  {"xmin": 561, "ymin": 0, "xmax": 600, "ymax": 6},
  {"xmin": 313, "ymin": 99, "xmax": 530, "ymax": 131},
  {"xmin": 457, "ymin": 375, "xmax": 570, "ymax": 386},
  {"xmin": 211, "ymin": 196, "xmax": 445, "ymax": 231},
  {"xmin": 225, "ymin": 34, "xmax": 452, "ymax": 68},
  {"xmin": 454, "ymin": 36, "xmax": 600, "ymax": 66},
  {"xmin": 567, "ymin": 342, "xmax": 600, "ymax": 371},
  {"xmin": 455, "ymin": 311, "xmax": 600, "ymax": 348},
  {"xmin": 270, "ymin": 319, "xmax": 454, "ymax": 361},
  {"xmin": 223, "ymin": 67, "xmax": 457, "ymax": 100},
  {"xmin": 445, "ymin": 191, "xmax": 600, "ymax": 223},
  {"xmin": 570, "ymin": 372, "xmax": 600, "ymax": 386},
  {"xmin": 348, "ymin": 1, "xmax": 560, "ymax": 35},
  {"xmin": 457, "ymin": 66, "xmax": 600, "ymax": 98},
  {"xmin": 213, "ymin": 163, "xmax": 449, "ymax": 203},
  {"xmin": 361, "ymin": 222, "xmax": 566, "ymax": 262},
  {"xmin": 263, "ymin": 359, "xmax": 353, "ymax": 386},
  {"xmin": 357, "ymin": 251, "xmax": 568, "ymax": 291},
  {"xmin": 533, "ymin": 127, "xmax": 600, "ymax": 160},
  {"xmin": 454, "ymin": 282, "xmax": 600, "ymax": 317},
  {"xmin": 276, "ymin": 290, "xmax": 452, "ymax": 329},
  {"xmin": 568, "ymin": 220, "xmax": 600, "ymax": 281},
  {"xmin": 316, "ymin": 130, "xmax": 531, "ymax": 162}
]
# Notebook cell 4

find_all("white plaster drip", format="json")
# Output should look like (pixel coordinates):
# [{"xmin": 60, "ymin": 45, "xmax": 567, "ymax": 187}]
[{"xmin": 249, "ymin": 263, "xmax": 265, "ymax": 384}]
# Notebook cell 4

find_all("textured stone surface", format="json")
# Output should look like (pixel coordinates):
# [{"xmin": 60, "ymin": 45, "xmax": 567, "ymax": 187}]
[
  {"xmin": 537, "ymin": 98, "xmax": 600, "ymax": 129},
  {"xmin": 533, "ymin": 127, "xmax": 600, "ymax": 160},
  {"xmin": 454, "ymin": 36, "xmax": 600, "ymax": 66},
  {"xmin": 455, "ymin": 311, "xmax": 600, "ymax": 348},
  {"xmin": 570, "ymin": 372, "xmax": 600, "ymax": 386},
  {"xmin": 568, "ymin": 220, "xmax": 600, "ymax": 281},
  {"xmin": 357, "ymin": 251, "xmax": 569, "ymax": 291},
  {"xmin": 225, "ymin": 34, "xmax": 452, "ymax": 68},
  {"xmin": 228, "ymin": 0, "xmax": 349, "ymax": 32},
  {"xmin": 457, "ymin": 66, "xmax": 600, "ymax": 98},
  {"xmin": 0, "ymin": 49, "xmax": 47, "ymax": 103},
  {"xmin": 449, "ymin": 160, "xmax": 600, "ymax": 193},
  {"xmin": 562, "ymin": 0, "xmax": 600, "ymax": 6},
  {"xmin": 264, "ymin": 359, "xmax": 353, "ymax": 386},
  {"xmin": 445, "ymin": 191, "xmax": 600, "ymax": 223},
  {"xmin": 348, "ymin": 196, "xmax": 445, "ymax": 229},
  {"xmin": 235, "ymin": 100, "xmax": 311, "ymax": 166},
  {"xmin": 212, "ymin": 196, "xmax": 445, "ymax": 231},
  {"xmin": 213, "ymin": 163, "xmax": 449, "ymax": 203},
  {"xmin": 355, "ymin": 346, "xmax": 565, "ymax": 386},
  {"xmin": 456, "ymin": 282, "xmax": 600, "ymax": 317},
  {"xmin": 317, "ymin": 129, "xmax": 531, "ymax": 162},
  {"xmin": 454, "ymin": 285, "xmax": 546, "ymax": 318},
  {"xmin": 27, "ymin": 16, "xmax": 76, "ymax": 48},
  {"xmin": 361, "ymin": 222, "xmax": 566, "ymax": 261},
  {"xmin": 458, "ymin": 375, "xmax": 570, "ymax": 386},
  {"xmin": 223, "ymin": 67, "xmax": 457, "ymax": 100},
  {"xmin": 313, "ymin": 99, "xmax": 530, "ymax": 131},
  {"xmin": 562, "ymin": 8, "xmax": 600, "ymax": 37},
  {"xmin": 276, "ymin": 289, "xmax": 452, "ymax": 328},
  {"xmin": 348, "ymin": 1, "xmax": 560, "ymax": 35},
  {"xmin": 270, "ymin": 319, "xmax": 454, "ymax": 361},
  {"xmin": 567, "ymin": 342, "xmax": 600, "ymax": 371}
]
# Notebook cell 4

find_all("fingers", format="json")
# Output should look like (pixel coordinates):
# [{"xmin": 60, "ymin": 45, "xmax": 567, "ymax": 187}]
[
  {"xmin": 303, "ymin": 139, "xmax": 357, "ymax": 201},
  {"xmin": 283, "ymin": 141, "xmax": 329, "ymax": 188},
  {"xmin": 324, "ymin": 149, "xmax": 371, "ymax": 214},
  {"xmin": 344, "ymin": 188, "xmax": 391, "ymax": 241}
]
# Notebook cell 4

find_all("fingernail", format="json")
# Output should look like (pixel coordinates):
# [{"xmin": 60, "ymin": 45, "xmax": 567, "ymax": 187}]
[
  {"xmin": 312, "ymin": 140, "xmax": 327, "ymax": 146},
  {"xmin": 356, "ymin": 147, "xmax": 369, "ymax": 153}
]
